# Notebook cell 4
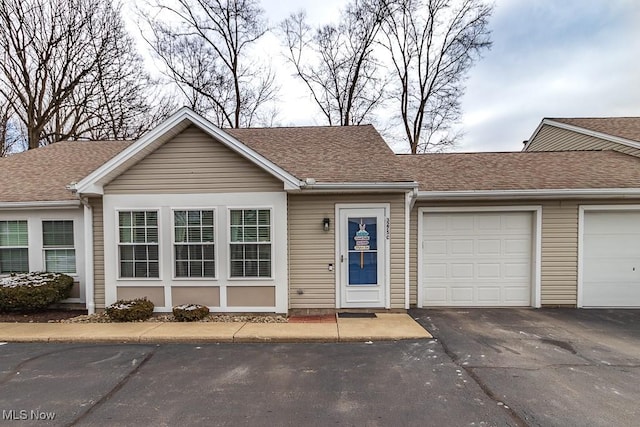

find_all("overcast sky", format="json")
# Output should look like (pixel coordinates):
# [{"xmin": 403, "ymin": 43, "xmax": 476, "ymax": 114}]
[{"xmin": 130, "ymin": 0, "xmax": 640, "ymax": 153}]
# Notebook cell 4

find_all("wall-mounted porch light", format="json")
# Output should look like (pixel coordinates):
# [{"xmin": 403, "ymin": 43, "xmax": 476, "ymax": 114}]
[{"xmin": 322, "ymin": 218, "xmax": 330, "ymax": 231}]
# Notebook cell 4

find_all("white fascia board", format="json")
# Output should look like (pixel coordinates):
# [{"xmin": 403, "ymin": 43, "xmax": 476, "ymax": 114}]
[
  {"xmin": 524, "ymin": 118, "xmax": 640, "ymax": 152},
  {"xmin": 0, "ymin": 200, "xmax": 81, "ymax": 210},
  {"xmin": 417, "ymin": 188, "xmax": 640, "ymax": 200},
  {"xmin": 300, "ymin": 181, "xmax": 418, "ymax": 191},
  {"xmin": 75, "ymin": 107, "xmax": 301, "ymax": 193}
]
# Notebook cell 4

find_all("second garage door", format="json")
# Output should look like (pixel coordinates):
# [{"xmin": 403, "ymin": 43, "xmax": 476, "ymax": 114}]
[
  {"xmin": 422, "ymin": 211, "xmax": 533, "ymax": 307},
  {"xmin": 582, "ymin": 210, "xmax": 640, "ymax": 307}
]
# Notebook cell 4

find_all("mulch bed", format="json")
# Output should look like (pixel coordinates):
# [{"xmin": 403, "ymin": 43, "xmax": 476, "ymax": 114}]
[{"xmin": 0, "ymin": 310, "xmax": 88, "ymax": 323}]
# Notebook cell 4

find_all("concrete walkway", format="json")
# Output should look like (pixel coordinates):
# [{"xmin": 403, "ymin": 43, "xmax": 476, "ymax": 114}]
[{"xmin": 0, "ymin": 313, "xmax": 431, "ymax": 343}]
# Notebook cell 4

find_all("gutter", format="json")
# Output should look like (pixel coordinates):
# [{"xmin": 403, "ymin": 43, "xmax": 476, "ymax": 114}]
[
  {"xmin": 417, "ymin": 188, "xmax": 640, "ymax": 201},
  {"xmin": 298, "ymin": 181, "xmax": 419, "ymax": 191},
  {"xmin": 0, "ymin": 200, "xmax": 81, "ymax": 210}
]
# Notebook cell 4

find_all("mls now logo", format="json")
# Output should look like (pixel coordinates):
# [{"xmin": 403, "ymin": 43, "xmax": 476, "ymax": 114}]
[{"xmin": 2, "ymin": 410, "xmax": 56, "ymax": 421}]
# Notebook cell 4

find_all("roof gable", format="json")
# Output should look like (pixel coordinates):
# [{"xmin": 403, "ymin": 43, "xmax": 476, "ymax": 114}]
[
  {"xmin": 524, "ymin": 117, "xmax": 640, "ymax": 152},
  {"xmin": 74, "ymin": 107, "xmax": 302, "ymax": 195}
]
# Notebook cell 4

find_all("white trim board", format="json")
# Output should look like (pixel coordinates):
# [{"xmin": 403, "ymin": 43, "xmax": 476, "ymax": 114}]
[{"xmin": 417, "ymin": 206, "xmax": 542, "ymax": 308}]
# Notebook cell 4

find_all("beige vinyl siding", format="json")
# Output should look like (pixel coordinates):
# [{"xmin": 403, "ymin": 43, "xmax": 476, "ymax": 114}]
[
  {"xmin": 104, "ymin": 126, "xmax": 283, "ymax": 194},
  {"xmin": 527, "ymin": 125, "xmax": 640, "ymax": 157},
  {"xmin": 410, "ymin": 199, "xmax": 640, "ymax": 307},
  {"xmin": 90, "ymin": 197, "xmax": 106, "ymax": 309},
  {"xmin": 540, "ymin": 202, "xmax": 578, "ymax": 304},
  {"xmin": 288, "ymin": 193, "xmax": 406, "ymax": 310}
]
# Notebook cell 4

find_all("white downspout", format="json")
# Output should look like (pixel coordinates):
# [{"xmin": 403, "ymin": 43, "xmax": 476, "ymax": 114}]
[
  {"xmin": 404, "ymin": 191, "xmax": 411, "ymax": 310},
  {"xmin": 81, "ymin": 197, "xmax": 95, "ymax": 315}
]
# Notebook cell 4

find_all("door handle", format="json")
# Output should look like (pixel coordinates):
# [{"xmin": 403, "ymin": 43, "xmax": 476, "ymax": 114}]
[{"xmin": 341, "ymin": 255, "xmax": 344, "ymax": 263}]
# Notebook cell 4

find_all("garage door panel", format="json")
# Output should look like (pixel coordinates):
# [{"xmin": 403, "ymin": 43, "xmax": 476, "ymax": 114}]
[
  {"xmin": 584, "ymin": 259, "xmax": 636, "ymax": 282},
  {"xmin": 451, "ymin": 263, "xmax": 473, "ymax": 278},
  {"xmin": 585, "ymin": 235, "xmax": 640, "ymax": 257},
  {"xmin": 451, "ymin": 216, "xmax": 474, "ymax": 231},
  {"xmin": 505, "ymin": 239, "xmax": 530, "ymax": 254},
  {"xmin": 425, "ymin": 287, "xmax": 447, "ymax": 303},
  {"xmin": 425, "ymin": 240, "xmax": 447, "ymax": 255},
  {"xmin": 478, "ymin": 215, "xmax": 501, "ymax": 230},
  {"xmin": 477, "ymin": 287, "xmax": 500, "ymax": 302},
  {"xmin": 505, "ymin": 287, "xmax": 530, "ymax": 302},
  {"xmin": 422, "ymin": 212, "xmax": 533, "ymax": 307},
  {"xmin": 477, "ymin": 263, "xmax": 500, "ymax": 278},
  {"xmin": 586, "ymin": 211, "xmax": 640, "ymax": 233},
  {"xmin": 505, "ymin": 262, "xmax": 529, "ymax": 278},
  {"xmin": 451, "ymin": 239, "xmax": 473, "ymax": 254},
  {"xmin": 478, "ymin": 239, "xmax": 500, "ymax": 254},
  {"xmin": 583, "ymin": 282, "xmax": 640, "ymax": 307},
  {"xmin": 450, "ymin": 287, "xmax": 474, "ymax": 302},
  {"xmin": 505, "ymin": 214, "xmax": 531, "ymax": 230},
  {"xmin": 583, "ymin": 211, "xmax": 640, "ymax": 307},
  {"xmin": 424, "ymin": 263, "xmax": 446, "ymax": 279}
]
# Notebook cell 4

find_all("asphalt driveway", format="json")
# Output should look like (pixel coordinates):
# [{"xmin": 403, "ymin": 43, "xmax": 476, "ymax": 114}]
[
  {"xmin": 0, "ymin": 309, "xmax": 638, "ymax": 426},
  {"xmin": 410, "ymin": 308, "xmax": 640, "ymax": 427}
]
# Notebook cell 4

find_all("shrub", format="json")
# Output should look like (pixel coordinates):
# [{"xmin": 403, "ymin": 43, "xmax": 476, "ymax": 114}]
[
  {"xmin": 106, "ymin": 298, "xmax": 154, "ymax": 322},
  {"xmin": 172, "ymin": 304, "xmax": 210, "ymax": 322},
  {"xmin": 0, "ymin": 272, "xmax": 74, "ymax": 312}
]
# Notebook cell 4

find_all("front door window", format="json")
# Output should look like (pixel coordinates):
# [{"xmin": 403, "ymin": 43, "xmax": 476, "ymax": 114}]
[{"xmin": 348, "ymin": 217, "xmax": 378, "ymax": 285}]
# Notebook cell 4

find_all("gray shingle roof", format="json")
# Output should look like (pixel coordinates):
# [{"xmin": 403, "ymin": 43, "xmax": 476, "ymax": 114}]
[
  {"xmin": 401, "ymin": 150, "xmax": 640, "ymax": 191},
  {"xmin": 0, "ymin": 141, "xmax": 131, "ymax": 202}
]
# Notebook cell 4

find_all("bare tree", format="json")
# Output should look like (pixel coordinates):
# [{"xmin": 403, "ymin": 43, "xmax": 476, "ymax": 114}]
[
  {"xmin": 0, "ymin": 0, "xmax": 160, "ymax": 149},
  {"xmin": 140, "ymin": 0, "xmax": 278, "ymax": 128},
  {"xmin": 281, "ymin": 0, "xmax": 390, "ymax": 126},
  {"xmin": 0, "ymin": 94, "xmax": 25, "ymax": 156},
  {"xmin": 382, "ymin": 0, "xmax": 492, "ymax": 153}
]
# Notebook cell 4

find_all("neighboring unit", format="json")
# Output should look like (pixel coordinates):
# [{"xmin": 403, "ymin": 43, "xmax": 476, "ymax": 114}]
[{"xmin": 1, "ymin": 110, "xmax": 639, "ymax": 313}]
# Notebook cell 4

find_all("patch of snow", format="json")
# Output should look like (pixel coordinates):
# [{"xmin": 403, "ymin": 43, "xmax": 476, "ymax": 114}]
[
  {"xmin": 0, "ymin": 272, "xmax": 62, "ymax": 288},
  {"xmin": 174, "ymin": 304, "xmax": 204, "ymax": 311}
]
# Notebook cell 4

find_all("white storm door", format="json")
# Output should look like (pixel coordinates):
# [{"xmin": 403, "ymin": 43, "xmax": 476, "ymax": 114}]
[{"xmin": 338, "ymin": 208, "xmax": 387, "ymax": 308}]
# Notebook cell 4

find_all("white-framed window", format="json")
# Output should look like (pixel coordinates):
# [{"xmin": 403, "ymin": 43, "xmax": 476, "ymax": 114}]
[
  {"xmin": 229, "ymin": 208, "xmax": 271, "ymax": 278},
  {"xmin": 174, "ymin": 210, "xmax": 215, "ymax": 278},
  {"xmin": 118, "ymin": 211, "xmax": 159, "ymax": 278},
  {"xmin": 0, "ymin": 220, "xmax": 29, "ymax": 274},
  {"xmin": 42, "ymin": 220, "xmax": 76, "ymax": 274}
]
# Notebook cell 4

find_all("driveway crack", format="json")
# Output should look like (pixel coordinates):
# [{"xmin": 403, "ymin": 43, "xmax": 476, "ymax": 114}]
[
  {"xmin": 67, "ymin": 345, "xmax": 158, "ymax": 426},
  {"xmin": 437, "ymin": 337, "xmax": 530, "ymax": 427}
]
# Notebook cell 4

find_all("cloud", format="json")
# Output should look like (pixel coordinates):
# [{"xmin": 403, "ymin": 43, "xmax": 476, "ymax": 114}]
[{"xmin": 456, "ymin": 0, "xmax": 640, "ymax": 152}]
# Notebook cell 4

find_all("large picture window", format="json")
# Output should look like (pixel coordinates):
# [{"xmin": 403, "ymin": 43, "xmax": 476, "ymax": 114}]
[
  {"xmin": 118, "ymin": 211, "xmax": 159, "ymax": 278},
  {"xmin": 174, "ymin": 210, "xmax": 215, "ymax": 278},
  {"xmin": 0, "ymin": 220, "xmax": 29, "ymax": 274},
  {"xmin": 42, "ymin": 220, "xmax": 76, "ymax": 274},
  {"xmin": 229, "ymin": 209, "xmax": 271, "ymax": 278}
]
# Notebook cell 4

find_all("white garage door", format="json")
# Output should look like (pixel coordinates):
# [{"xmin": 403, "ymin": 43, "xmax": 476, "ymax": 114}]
[
  {"xmin": 583, "ymin": 211, "xmax": 640, "ymax": 308},
  {"xmin": 422, "ymin": 211, "xmax": 533, "ymax": 307}
]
